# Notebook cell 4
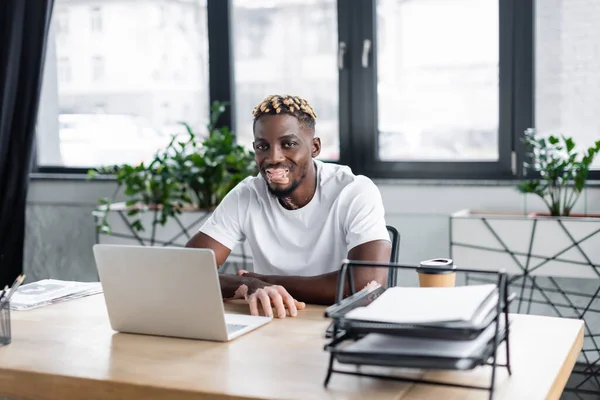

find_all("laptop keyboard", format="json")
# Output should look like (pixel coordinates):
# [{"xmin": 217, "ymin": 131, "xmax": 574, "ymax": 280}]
[{"xmin": 226, "ymin": 323, "xmax": 248, "ymax": 334}]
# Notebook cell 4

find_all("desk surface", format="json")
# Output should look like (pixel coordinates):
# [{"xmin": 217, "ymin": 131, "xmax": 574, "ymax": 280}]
[{"xmin": 0, "ymin": 294, "xmax": 583, "ymax": 400}]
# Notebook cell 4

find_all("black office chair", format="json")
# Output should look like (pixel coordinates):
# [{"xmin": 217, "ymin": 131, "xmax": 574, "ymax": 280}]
[
  {"xmin": 326, "ymin": 225, "xmax": 401, "ymax": 338},
  {"xmin": 386, "ymin": 225, "xmax": 401, "ymax": 287}
]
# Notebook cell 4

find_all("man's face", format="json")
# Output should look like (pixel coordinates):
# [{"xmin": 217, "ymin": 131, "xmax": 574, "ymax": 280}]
[{"xmin": 253, "ymin": 114, "xmax": 321, "ymax": 198}]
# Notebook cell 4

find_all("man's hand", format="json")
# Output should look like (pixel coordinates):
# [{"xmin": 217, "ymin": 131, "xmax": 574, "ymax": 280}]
[{"xmin": 233, "ymin": 273, "xmax": 306, "ymax": 318}]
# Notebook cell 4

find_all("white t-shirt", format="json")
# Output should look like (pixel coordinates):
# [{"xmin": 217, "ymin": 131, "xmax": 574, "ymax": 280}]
[{"xmin": 199, "ymin": 160, "xmax": 390, "ymax": 276}]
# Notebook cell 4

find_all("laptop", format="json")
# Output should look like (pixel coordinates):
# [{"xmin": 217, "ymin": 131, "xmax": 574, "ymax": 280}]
[{"xmin": 92, "ymin": 244, "xmax": 272, "ymax": 342}]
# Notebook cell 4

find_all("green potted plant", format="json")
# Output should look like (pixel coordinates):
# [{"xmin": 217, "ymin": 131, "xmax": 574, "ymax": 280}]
[
  {"xmin": 90, "ymin": 101, "xmax": 257, "ymax": 247},
  {"xmin": 517, "ymin": 128, "xmax": 600, "ymax": 217}
]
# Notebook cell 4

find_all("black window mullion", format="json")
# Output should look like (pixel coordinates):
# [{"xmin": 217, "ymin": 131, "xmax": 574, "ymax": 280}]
[
  {"xmin": 511, "ymin": 0, "xmax": 534, "ymax": 179},
  {"xmin": 347, "ymin": 0, "xmax": 377, "ymax": 176},
  {"xmin": 207, "ymin": 0, "xmax": 235, "ymax": 132},
  {"xmin": 499, "ymin": 0, "xmax": 519, "ymax": 178},
  {"xmin": 337, "ymin": 0, "xmax": 353, "ymax": 168}
]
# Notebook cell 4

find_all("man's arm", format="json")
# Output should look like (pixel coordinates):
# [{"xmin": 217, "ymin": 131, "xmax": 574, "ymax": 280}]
[
  {"xmin": 239, "ymin": 239, "xmax": 391, "ymax": 305},
  {"xmin": 186, "ymin": 232, "xmax": 305, "ymax": 318},
  {"xmin": 186, "ymin": 231, "xmax": 232, "ymax": 269}
]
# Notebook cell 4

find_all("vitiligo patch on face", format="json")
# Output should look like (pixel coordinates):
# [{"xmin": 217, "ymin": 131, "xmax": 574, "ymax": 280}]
[{"xmin": 266, "ymin": 168, "xmax": 290, "ymax": 185}]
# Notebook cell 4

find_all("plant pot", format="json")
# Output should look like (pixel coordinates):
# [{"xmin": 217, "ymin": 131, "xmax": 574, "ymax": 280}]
[{"xmin": 450, "ymin": 209, "xmax": 600, "ymax": 279}]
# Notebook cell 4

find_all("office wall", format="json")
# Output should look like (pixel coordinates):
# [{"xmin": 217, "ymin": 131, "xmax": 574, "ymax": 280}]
[
  {"xmin": 25, "ymin": 177, "xmax": 600, "ymax": 279},
  {"xmin": 25, "ymin": 177, "xmax": 600, "ymax": 267}
]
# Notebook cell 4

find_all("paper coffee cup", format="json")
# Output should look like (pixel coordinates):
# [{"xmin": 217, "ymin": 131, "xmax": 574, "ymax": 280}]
[{"xmin": 417, "ymin": 258, "xmax": 457, "ymax": 288}]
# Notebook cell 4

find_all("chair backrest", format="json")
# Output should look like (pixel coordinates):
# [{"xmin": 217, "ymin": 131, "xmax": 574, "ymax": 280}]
[{"xmin": 386, "ymin": 225, "xmax": 400, "ymax": 287}]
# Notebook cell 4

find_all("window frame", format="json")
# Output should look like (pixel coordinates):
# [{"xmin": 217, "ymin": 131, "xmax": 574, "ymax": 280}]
[
  {"xmin": 34, "ymin": 0, "xmax": 226, "ymax": 175},
  {"xmin": 32, "ymin": 0, "xmax": 600, "ymax": 181},
  {"xmin": 347, "ymin": 0, "xmax": 516, "ymax": 180}
]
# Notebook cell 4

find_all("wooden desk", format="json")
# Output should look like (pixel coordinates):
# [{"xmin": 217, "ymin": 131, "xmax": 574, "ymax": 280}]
[{"xmin": 0, "ymin": 294, "xmax": 583, "ymax": 400}]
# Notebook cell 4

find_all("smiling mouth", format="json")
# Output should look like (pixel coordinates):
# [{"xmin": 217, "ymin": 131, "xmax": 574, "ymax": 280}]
[{"xmin": 265, "ymin": 168, "xmax": 290, "ymax": 185}]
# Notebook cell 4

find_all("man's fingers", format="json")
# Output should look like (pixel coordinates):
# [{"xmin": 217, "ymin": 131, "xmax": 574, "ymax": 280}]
[
  {"xmin": 267, "ymin": 289, "xmax": 287, "ymax": 318},
  {"xmin": 248, "ymin": 294, "xmax": 259, "ymax": 316},
  {"xmin": 295, "ymin": 300, "xmax": 306, "ymax": 310},
  {"xmin": 275, "ymin": 288, "xmax": 297, "ymax": 317},
  {"xmin": 246, "ymin": 284, "xmax": 304, "ymax": 318},
  {"xmin": 257, "ymin": 290, "xmax": 273, "ymax": 317},
  {"xmin": 237, "ymin": 269, "xmax": 249, "ymax": 276}
]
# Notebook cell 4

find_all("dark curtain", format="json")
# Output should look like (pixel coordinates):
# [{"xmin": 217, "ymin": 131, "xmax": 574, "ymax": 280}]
[{"xmin": 0, "ymin": 0, "xmax": 54, "ymax": 286}]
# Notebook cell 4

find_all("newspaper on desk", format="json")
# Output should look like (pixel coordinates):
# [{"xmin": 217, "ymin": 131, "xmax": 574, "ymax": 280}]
[{"xmin": 8, "ymin": 279, "xmax": 103, "ymax": 311}]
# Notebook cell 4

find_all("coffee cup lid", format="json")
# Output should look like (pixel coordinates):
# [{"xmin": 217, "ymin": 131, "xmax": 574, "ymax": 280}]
[{"xmin": 418, "ymin": 258, "xmax": 456, "ymax": 274}]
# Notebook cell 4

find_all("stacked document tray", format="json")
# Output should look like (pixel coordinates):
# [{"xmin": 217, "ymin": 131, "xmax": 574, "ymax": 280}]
[{"xmin": 322, "ymin": 260, "xmax": 513, "ymax": 400}]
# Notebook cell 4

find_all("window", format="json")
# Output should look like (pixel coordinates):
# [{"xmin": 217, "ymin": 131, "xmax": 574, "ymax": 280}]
[
  {"xmin": 56, "ymin": 9, "xmax": 68, "ymax": 34},
  {"xmin": 344, "ymin": 0, "xmax": 513, "ymax": 179},
  {"xmin": 35, "ymin": 0, "xmax": 598, "ymax": 180},
  {"xmin": 231, "ymin": 0, "xmax": 340, "ymax": 161},
  {"xmin": 376, "ymin": 0, "xmax": 499, "ymax": 162},
  {"xmin": 36, "ymin": 0, "xmax": 210, "ymax": 169},
  {"xmin": 90, "ymin": 7, "xmax": 102, "ymax": 32},
  {"xmin": 57, "ymin": 57, "xmax": 71, "ymax": 83},
  {"xmin": 159, "ymin": 5, "xmax": 167, "ymax": 28},
  {"xmin": 91, "ymin": 56, "xmax": 104, "ymax": 81},
  {"xmin": 535, "ymin": 0, "xmax": 600, "ymax": 169},
  {"xmin": 305, "ymin": 6, "xmax": 336, "ymax": 55},
  {"xmin": 234, "ymin": 7, "xmax": 272, "ymax": 59},
  {"xmin": 178, "ymin": 6, "xmax": 188, "ymax": 32}
]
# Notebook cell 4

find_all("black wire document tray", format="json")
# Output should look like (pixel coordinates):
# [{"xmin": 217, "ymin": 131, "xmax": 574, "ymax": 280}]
[{"xmin": 322, "ymin": 260, "xmax": 513, "ymax": 400}]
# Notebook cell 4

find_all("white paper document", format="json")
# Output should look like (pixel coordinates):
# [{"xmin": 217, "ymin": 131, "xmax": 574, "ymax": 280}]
[
  {"xmin": 9, "ymin": 279, "xmax": 103, "ymax": 311},
  {"xmin": 344, "ymin": 284, "xmax": 497, "ymax": 325}
]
